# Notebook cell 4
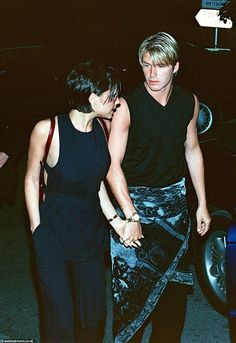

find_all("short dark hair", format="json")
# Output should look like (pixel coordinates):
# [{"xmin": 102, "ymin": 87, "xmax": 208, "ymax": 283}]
[{"xmin": 65, "ymin": 60, "xmax": 121, "ymax": 113}]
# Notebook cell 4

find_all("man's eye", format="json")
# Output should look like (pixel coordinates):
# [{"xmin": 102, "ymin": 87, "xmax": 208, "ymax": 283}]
[{"xmin": 143, "ymin": 64, "xmax": 149, "ymax": 68}]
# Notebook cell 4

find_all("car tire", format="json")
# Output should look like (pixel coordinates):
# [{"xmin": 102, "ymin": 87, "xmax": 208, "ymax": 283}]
[{"xmin": 194, "ymin": 210, "xmax": 232, "ymax": 315}]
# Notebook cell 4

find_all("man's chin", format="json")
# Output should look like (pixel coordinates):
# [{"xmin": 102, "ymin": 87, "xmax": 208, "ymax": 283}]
[{"xmin": 145, "ymin": 82, "xmax": 161, "ymax": 92}]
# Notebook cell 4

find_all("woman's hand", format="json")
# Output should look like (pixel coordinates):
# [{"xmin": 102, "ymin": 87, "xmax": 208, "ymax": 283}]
[
  {"xmin": 110, "ymin": 216, "xmax": 143, "ymax": 248},
  {"xmin": 110, "ymin": 216, "xmax": 126, "ymax": 239},
  {"xmin": 31, "ymin": 221, "xmax": 40, "ymax": 234},
  {"xmin": 121, "ymin": 221, "xmax": 143, "ymax": 248}
]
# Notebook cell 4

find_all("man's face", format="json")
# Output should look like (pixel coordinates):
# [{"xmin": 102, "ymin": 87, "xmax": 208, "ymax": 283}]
[{"xmin": 141, "ymin": 52, "xmax": 179, "ymax": 92}]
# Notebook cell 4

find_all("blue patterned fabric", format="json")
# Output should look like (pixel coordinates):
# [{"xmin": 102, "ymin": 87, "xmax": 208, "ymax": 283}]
[{"xmin": 110, "ymin": 178, "xmax": 193, "ymax": 343}]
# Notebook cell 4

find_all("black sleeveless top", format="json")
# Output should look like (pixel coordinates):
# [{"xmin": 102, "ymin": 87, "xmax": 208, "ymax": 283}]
[
  {"xmin": 122, "ymin": 84, "xmax": 194, "ymax": 187},
  {"xmin": 45, "ymin": 114, "xmax": 110, "ymax": 197},
  {"xmin": 39, "ymin": 114, "xmax": 110, "ymax": 261}
]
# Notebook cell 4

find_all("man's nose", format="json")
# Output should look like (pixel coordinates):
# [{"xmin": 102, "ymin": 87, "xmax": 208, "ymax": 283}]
[{"xmin": 150, "ymin": 66, "xmax": 156, "ymax": 77}]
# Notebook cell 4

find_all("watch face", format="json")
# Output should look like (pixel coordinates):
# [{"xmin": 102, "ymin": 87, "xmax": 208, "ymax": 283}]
[{"xmin": 133, "ymin": 213, "xmax": 140, "ymax": 221}]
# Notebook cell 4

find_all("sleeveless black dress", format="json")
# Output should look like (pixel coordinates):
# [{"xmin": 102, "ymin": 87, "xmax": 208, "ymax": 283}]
[{"xmin": 33, "ymin": 114, "xmax": 110, "ymax": 262}]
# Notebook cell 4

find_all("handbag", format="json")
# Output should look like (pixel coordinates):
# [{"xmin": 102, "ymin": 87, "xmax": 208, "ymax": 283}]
[{"xmin": 39, "ymin": 117, "xmax": 56, "ymax": 202}]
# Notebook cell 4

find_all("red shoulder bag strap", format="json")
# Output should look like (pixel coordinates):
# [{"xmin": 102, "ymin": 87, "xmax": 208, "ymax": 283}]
[
  {"xmin": 97, "ymin": 118, "xmax": 109, "ymax": 141},
  {"xmin": 42, "ymin": 117, "xmax": 56, "ymax": 164}
]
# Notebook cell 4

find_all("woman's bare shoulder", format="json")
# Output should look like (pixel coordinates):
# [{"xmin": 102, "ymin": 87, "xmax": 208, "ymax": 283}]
[{"xmin": 30, "ymin": 118, "xmax": 55, "ymax": 144}]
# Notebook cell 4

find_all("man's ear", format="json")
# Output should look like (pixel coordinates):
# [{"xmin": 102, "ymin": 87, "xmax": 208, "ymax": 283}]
[{"xmin": 173, "ymin": 61, "xmax": 179, "ymax": 74}]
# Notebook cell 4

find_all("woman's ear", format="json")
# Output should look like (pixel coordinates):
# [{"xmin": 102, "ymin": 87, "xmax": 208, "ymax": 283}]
[{"xmin": 88, "ymin": 93, "xmax": 97, "ymax": 108}]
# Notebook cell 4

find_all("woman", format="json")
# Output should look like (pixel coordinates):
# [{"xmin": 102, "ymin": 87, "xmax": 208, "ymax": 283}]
[{"xmin": 24, "ymin": 60, "xmax": 125, "ymax": 343}]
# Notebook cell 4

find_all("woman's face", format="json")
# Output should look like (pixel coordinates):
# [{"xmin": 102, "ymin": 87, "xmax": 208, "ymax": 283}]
[{"xmin": 93, "ymin": 90, "xmax": 119, "ymax": 119}]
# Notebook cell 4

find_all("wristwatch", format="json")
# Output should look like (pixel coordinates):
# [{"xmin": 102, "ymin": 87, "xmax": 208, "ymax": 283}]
[{"xmin": 126, "ymin": 212, "xmax": 140, "ymax": 223}]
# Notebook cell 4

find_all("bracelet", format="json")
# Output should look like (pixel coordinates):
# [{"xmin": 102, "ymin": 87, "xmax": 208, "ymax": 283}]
[{"xmin": 108, "ymin": 214, "xmax": 118, "ymax": 223}]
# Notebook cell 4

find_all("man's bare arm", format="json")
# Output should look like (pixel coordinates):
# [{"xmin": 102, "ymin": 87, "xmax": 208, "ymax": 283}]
[
  {"xmin": 107, "ymin": 97, "xmax": 143, "ymax": 244},
  {"xmin": 185, "ymin": 94, "xmax": 211, "ymax": 236}
]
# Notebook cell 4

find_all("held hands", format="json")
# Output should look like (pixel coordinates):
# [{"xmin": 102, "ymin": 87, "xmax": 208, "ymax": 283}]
[
  {"xmin": 110, "ymin": 216, "xmax": 126, "ymax": 240},
  {"xmin": 121, "ymin": 221, "xmax": 143, "ymax": 248},
  {"xmin": 109, "ymin": 213, "xmax": 144, "ymax": 248},
  {"xmin": 196, "ymin": 205, "xmax": 211, "ymax": 236}
]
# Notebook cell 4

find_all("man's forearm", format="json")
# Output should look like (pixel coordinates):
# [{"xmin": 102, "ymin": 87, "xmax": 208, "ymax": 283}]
[
  {"xmin": 106, "ymin": 165, "xmax": 137, "ymax": 218},
  {"xmin": 186, "ymin": 146, "xmax": 207, "ymax": 207},
  {"xmin": 186, "ymin": 144, "xmax": 211, "ymax": 234},
  {"xmin": 106, "ymin": 165, "xmax": 143, "ymax": 244}
]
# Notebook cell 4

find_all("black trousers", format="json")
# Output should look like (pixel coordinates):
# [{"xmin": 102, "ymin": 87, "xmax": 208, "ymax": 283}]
[
  {"xmin": 129, "ymin": 282, "xmax": 188, "ymax": 343},
  {"xmin": 33, "ymin": 229, "xmax": 106, "ymax": 343}
]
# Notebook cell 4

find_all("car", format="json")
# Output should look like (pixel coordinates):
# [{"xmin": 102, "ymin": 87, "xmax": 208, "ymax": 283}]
[
  {"xmin": 226, "ymin": 221, "xmax": 236, "ymax": 341},
  {"xmin": 179, "ymin": 43, "xmax": 236, "ymax": 316}
]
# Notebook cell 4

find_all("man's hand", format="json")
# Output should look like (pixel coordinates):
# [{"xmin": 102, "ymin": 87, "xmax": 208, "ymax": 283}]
[
  {"xmin": 196, "ymin": 206, "xmax": 211, "ymax": 236},
  {"xmin": 121, "ymin": 221, "xmax": 143, "ymax": 248},
  {"xmin": 0, "ymin": 152, "xmax": 9, "ymax": 168}
]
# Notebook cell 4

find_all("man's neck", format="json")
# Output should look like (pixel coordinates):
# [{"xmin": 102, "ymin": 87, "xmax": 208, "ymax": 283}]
[{"xmin": 144, "ymin": 82, "xmax": 173, "ymax": 106}]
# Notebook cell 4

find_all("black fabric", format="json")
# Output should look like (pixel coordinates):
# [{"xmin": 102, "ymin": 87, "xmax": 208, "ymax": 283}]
[
  {"xmin": 111, "ymin": 179, "xmax": 193, "ymax": 343},
  {"xmin": 41, "ymin": 114, "xmax": 110, "ymax": 261},
  {"xmin": 33, "ymin": 227, "xmax": 106, "ymax": 343},
  {"xmin": 45, "ymin": 114, "xmax": 110, "ymax": 197},
  {"xmin": 122, "ymin": 84, "xmax": 194, "ymax": 187},
  {"xmin": 32, "ymin": 114, "xmax": 110, "ymax": 341},
  {"xmin": 129, "ymin": 282, "xmax": 188, "ymax": 343}
]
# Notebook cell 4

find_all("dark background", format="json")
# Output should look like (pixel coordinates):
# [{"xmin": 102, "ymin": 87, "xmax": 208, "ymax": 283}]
[
  {"xmin": 0, "ymin": 1, "xmax": 232, "ymax": 68},
  {"xmin": 0, "ymin": 0, "xmax": 235, "ymax": 210},
  {"xmin": 0, "ymin": 1, "xmax": 234, "ymax": 121}
]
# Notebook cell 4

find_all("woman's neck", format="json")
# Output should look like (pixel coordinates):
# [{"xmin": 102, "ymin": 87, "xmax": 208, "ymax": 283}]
[{"xmin": 69, "ymin": 109, "xmax": 95, "ymax": 132}]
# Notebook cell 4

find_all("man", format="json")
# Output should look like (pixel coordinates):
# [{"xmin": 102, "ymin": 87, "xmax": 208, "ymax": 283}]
[{"xmin": 107, "ymin": 32, "xmax": 211, "ymax": 343}]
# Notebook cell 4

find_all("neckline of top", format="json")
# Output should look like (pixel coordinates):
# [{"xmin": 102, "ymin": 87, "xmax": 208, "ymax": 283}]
[
  {"xmin": 143, "ymin": 83, "xmax": 175, "ymax": 108},
  {"xmin": 67, "ymin": 114, "xmax": 95, "ymax": 134}
]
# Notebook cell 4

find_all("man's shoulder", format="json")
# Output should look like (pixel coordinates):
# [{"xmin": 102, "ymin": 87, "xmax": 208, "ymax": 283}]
[
  {"xmin": 174, "ymin": 84, "xmax": 194, "ymax": 100},
  {"xmin": 173, "ymin": 84, "xmax": 195, "ymax": 120}
]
